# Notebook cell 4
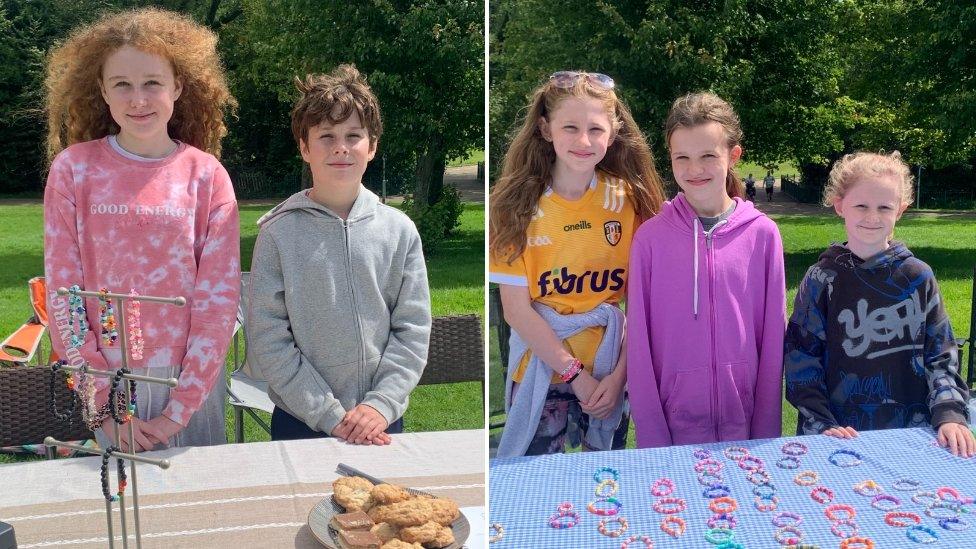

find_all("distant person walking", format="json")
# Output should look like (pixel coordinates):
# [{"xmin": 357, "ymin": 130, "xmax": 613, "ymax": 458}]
[
  {"xmin": 764, "ymin": 170, "xmax": 775, "ymax": 201},
  {"xmin": 745, "ymin": 173, "xmax": 756, "ymax": 201}
]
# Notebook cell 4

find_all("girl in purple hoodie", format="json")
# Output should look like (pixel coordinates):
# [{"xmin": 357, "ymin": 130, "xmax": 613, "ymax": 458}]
[{"xmin": 627, "ymin": 93, "xmax": 787, "ymax": 448}]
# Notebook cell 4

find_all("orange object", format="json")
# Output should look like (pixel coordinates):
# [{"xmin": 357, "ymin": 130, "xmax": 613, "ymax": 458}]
[{"xmin": 0, "ymin": 277, "xmax": 58, "ymax": 364}]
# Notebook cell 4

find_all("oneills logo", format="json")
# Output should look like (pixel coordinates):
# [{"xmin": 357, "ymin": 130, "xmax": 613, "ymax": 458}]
[{"xmin": 604, "ymin": 221, "xmax": 622, "ymax": 246}]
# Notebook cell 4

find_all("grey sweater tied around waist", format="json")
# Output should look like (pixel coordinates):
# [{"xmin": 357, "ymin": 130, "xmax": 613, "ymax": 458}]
[{"xmin": 497, "ymin": 302, "xmax": 625, "ymax": 458}]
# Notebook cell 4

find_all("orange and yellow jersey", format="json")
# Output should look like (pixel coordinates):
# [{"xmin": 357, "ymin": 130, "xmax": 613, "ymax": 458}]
[{"xmin": 489, "ymin": 171, "xmax": 637, "ymax": 383}]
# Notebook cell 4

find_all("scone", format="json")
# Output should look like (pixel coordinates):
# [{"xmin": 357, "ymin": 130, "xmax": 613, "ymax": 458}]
[
  {"xmin": 424, "ymin": 525, "xmax": 455, "ymax": 549},
  {"xmin": 370, "ymin": 499, "xmax": 433, "ymax": 528},
  {"xmin": 334, "ymin": 477, "xmax": 376, "ymax": 512},
  {"xmin": 337, "ymin": 529, "xmax": 382, "ymax": 549},
  {"xmin": 370, "ymin": 522, "xmax": 399, "ymax": 543},
  {"xmin": 427, "ymin": 499, "xmax": 459, "ymax": 527},
  {"xmin": 380, "ymin": 541, "xmax": 424, "ymax": 549},
  {"xmin": 371, "ymin": 484, "xmax": 413, "ymax": 505},
  {"xmin": 398, "ymin": 521, "xmax": 440, "ymax": 544}
]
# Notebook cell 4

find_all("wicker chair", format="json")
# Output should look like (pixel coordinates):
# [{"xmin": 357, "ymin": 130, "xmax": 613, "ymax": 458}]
[{"xmin": 0, "ymin": 365, "xmax": 94, "ymax": 454}]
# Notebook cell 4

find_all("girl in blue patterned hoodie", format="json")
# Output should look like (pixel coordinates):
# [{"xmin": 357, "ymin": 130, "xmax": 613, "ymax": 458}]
[{"xmin": 785, "ymin": 151, "xmax": 974, "ymax": 457}]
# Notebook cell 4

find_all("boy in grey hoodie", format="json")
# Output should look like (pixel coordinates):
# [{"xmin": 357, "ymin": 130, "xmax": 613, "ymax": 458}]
[{"xmin": 247, "ymin": 65, "xmax": 431, "ymax": 444}]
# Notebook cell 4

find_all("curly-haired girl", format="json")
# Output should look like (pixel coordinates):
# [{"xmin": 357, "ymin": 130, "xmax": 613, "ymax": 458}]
[{"xmin": 44, "ymin": 8, "xmax": 240, "ymax": 452}]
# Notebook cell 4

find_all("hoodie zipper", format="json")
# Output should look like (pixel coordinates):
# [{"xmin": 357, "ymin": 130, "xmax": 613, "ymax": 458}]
[
  {"xmin": 703, "ymin": 219, "xmax": 727, "ymax": 442},
  {"xmin": 342, "ymin": 218, "xmax": 368, "ymax": 401}
]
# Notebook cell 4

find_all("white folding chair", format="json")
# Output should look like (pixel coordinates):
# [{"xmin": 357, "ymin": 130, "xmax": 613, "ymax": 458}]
[{"xmin": 227, "ymin": 271, "xmax": 274, "ymax": 442}]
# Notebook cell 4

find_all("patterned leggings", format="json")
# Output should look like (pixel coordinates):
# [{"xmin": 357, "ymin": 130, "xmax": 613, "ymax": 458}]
[{"xmin": 514, "ymin": 382, "xmax": 630, "ymax": 456}]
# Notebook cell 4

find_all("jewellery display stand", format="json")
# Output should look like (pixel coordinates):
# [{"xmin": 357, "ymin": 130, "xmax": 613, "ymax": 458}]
[{"xmin": 46, "ymin": 286, "xmax": 185, "ymax": 549}]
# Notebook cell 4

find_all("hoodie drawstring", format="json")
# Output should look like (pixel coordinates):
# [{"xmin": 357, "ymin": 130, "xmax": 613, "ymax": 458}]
[{"xmin": 693, "ymin": 218, "xmax": 700, "ymax": 318}]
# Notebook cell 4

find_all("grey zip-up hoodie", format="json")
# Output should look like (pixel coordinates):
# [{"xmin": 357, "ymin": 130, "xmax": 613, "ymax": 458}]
[{"xmin": 246, "ymin": 187, "xmax": 431, "ymax": 435}]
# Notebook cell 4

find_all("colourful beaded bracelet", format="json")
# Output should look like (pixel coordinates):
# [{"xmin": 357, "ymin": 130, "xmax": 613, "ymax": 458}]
[
  {"xmin": 781, "ymin": 441, "xmax": 809, "ymax": 456},
  {"xmin": 695, "ymin": 458, "xmax": 723, "ymax": 474},
  {"xmin": 773, "ymin": 525, "xmax": 803, "ymax": 545},
  {"xmin": 892, "ymin": 478, "xmax": 921, "ymax": 491},
  {"xmin": 777, "ymin": 456, "xmax": 801, "ymax": 469},
  {"xmin": 698, "ymin": 471, "xmax": 724, "ymax": 486},
  {"xmin": 598, "ymin": 516, "xmax": 629, "ymax": 538},
  {"xmin": 715, "ymin": 542, "xmax": 744, "ymax": 549},
  {"xmin": 824, "ymin": 503, "xmax": 855, "ymax": 521},
  {"xmin": 594, "ymin": 466, "xmax": 619, "ymax": 482},
  {"xmin": 704, "ymin": 527, "xmax": 734, "ymax": 545},
  {"xmin": 794, "ymin": 471, "xmax": 818, "ymax": 486},
  {"xmin": 753, "ymin": 482, "xmax": 777, "ymax": 500},
  {"xmin": 620, "ymin": 534, "xmax": 653, "ymax": 548},
  {"xmin": 912, "ymin": 491, "xmax": 939, "ymax": 506},
  {"xmin": 870, "ymin": 494, "xmax": 900, "ymax": 511},
  {"xmin": 650, "ymin": 478, "xmax": 675, "ymax": 497},
  {"xmin": 755, "ymin": 495, "xmax": 779, "ymax": 511},
  {"xmin": 748, "ymin": 469, "xmax": 772, "ymax": 485},
  {"xmin": 557, "ymin": 502, "xmax": 574, "ymax": 513},
  {"xmin": 853, "ymin": 480, "xmax": 883, "ymax": 497},
  {"xmin": 937, "ymin": 486, "xmax": 961, "ymax": 502},
  {"xmin": 489, "ymin": 523, "xmax": 504, "ymax": 543},
  {"xmin": 707, "ymin": 512, "xmax": 737, "ymax": 529},
  {"xmin": 810, "ymin": 486, "xmax": 834, "ymax": 504},
  {"xmin": 737, "ymin": 455, "xmax": 765, "ymax": 472},
  {"xmin": 938, "ymin": 516, "xmax": 970, "ymax": 531},
  {"xmin": 588, "ymin": 497, "xmax": 622, "ymax": 516},
  {"xmin": 827, "ymin": 449, "xmax": 862, "ymax": 467},
  {"xmin": 884, "ymin": 511, "xmax": 921, "ymax": 527},
  {"xmin": 693, "ymin": 448, "xmax": 712, "ymax": 460},
  {"xmin": 549, "ymin": 509, "xmax": 581, "ymax": 528},
  {"xmin": 905, "ymin": 524, "xmax": 939, "ymax": 544},
  {"xmin": 709, "ymin": 496, "xmax": 738, "ymax": 514},
  {"xmin": 702, "ymin": 484, "xmax": 731, "ymax": 499},
  {"xmin": 596, "ymin": 478, "xmax": 619, "ymax": 497},
  {"xmin": 829, "ymin": 518, "xmax": 858, "ymax": 538},
  {"xmin": 723, "ymin": 446, "xmax": 749, "ymax": 461},
  {"xmin": 652, "ymin": 496, "xmax": 686, "ymax": 514},
  {"xmin": 772, "ymin": 511, "xmax": 802, "ymax": 527},
  {"xmin": 925, "ymin": 501, "xmax": 960, "ymax": 520},
  {"xmin": 839, "ymin": 537, "xmax": 874, "ymax": 549},
  {"xmin": 786, "ymin": 545, "xmax": 823, "ymax": 549},
  {"xmin": 660, "ymin": 516, "xmax": 685, "ymax": 538}
]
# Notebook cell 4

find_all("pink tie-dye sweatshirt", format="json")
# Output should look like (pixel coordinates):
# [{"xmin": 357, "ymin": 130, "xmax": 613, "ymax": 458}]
[{"xmin": 44, "ymin": 138, "xmax": 240, "ymax": 427}]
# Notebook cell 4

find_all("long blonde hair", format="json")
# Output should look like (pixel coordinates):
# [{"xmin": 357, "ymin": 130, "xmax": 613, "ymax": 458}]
[
  {"xmin": 490, "ymin": 75, "xmax": 665, "ymax": 264},
  {"xmin": 45, "ymin": 8, "xmax": 236, "ymax": 161},
  {"xmin": 664, "ymin": 92, "xmax": 744, "ymax": 199}
]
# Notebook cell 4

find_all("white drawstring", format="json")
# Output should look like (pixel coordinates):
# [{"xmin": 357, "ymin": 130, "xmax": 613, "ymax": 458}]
[{"xmin": 693, "ymin": 218, "xmax": 700, "ymax": 318}]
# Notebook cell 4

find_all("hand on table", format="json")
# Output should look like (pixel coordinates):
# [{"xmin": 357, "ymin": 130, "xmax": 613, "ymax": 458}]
[
  {"xmin": 822, "ymin": 426, "xmax": 858, "ymax": 439},
  {"xmin": 581, "ymin": 372, "xmax": 625, "ymax": 420},
  {"xmin": 101, "ymin": 416, "xmax": 172, "ymax": 453},
  {"xmin": 333, "ymin": 404, "xmax": 391, "ymax": 445},
  {"xmin": 938, "ymin": 422, "xmax": 976, "ymax": 458}
]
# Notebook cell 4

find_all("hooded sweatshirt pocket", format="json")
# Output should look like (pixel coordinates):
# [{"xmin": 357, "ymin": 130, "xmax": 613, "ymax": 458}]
[
  {"xmin": 661, "ymin": 365, "xmax": 712, "ymax": 433},
  {"xmin": 718, "ymin": 361, "xmax": 753, "ymax": 431}
]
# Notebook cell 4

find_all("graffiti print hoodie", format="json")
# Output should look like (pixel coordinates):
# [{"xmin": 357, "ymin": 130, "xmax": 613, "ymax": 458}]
[
  {"xmin": 627, "ymin": 194, "xmax": 786, "ymax": 448},
  {"xmin": 785, "ymin": 242, "xmax": 968, "ymax": 434}
]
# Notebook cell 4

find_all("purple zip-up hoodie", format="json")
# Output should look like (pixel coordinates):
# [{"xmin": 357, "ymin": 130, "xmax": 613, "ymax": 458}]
[{"xmin": 627, "ymin": 194, "xmax": 786, "ymax": 448}]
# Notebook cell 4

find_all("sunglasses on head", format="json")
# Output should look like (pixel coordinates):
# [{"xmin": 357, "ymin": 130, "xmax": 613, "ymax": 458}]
[{"xmin": 549, "ymin": 71, "xmax": 615, "ymax": 90}]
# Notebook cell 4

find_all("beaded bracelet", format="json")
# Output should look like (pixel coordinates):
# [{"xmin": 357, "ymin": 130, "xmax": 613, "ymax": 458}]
[
  {"xmin": 598, "ymin": 516, "xmax": 629, "ymax": 538},
  {"xmin": 98, "ymin": 288, "xmax": 119, "ymax": 346},
  {"xmin": 776, "ymin": 456, "xmax": 800, "ymax": 469},
  {"xmin": 755, "ymin": 495, "xmax": 779, "ymax": 512},
  {"xmin": 773, "ymin": 525, "xmax": 803, "ymax": 545},
  {"xmin": 912, "ymin": 491, "xmax": 939, "ymax": 506},
  {"xmin": 707, "ymin": 512, "xmax": 737, "ymax": 529},
  {"xmin": 781, "ymin": 441, "xmax": 809, "ymax": 456},
  {"xmin": 794, "ymin": 471, "xmax": 818, "ymax": 486},
  {"xmin": 99, "ymin": 445, "xmax": 126, "ymax": 502},
  {"xmin": 884, "ymin": 511, "xmax": 921, "ymax": 527},
  {"xmin": 549, "ymin": 509, "xmax": 580, "ymax": 529},
  {"xmin": 824, "ymin": 503, "xmax": 855, "ymax": 521},
  {"xmin": 660, "ymin": 516, "xmax": 685, "ymax": 537},
  {"xmin": 127, "ymin": 289, "xmax": 144, "ymax": 360},
  {"xmin": 737, "ymin": 455, "xmax": 765, "ymax": 472},
  {"xmin": 49, "ymin": 360, "xmax": 77, "ymax": 427},
  {"xmin": 810, "ymin": 486, "xmax": 834, "ymax": 504},
  {"xmin": 905, "ymin": 524, "xmax": 939, "ymax": 544},
  {"xmin": 892, "ymin": 478, "xmax": 921, "ymax": 491},
  {"xmin": 693, "ymin": 448, "xmax": 712, "ymax": 460},
  {"xmin": 925, "ymin": 501, "xmax": 960, "ymax": 520},
  {"xmin": 937, "ymin": 486, "xmax": 961, "ymax": 502},
  {"xmin": 588, "ymin": 497, "xmax": 622, "ymax": 516},
  {"xmin": 67, "ymin": 285, "xmax": 90, "ymax": 348},
  {"xmin": 723, "ymin": 446, "xmax": 749, "ymax": 461},
  {"xmin": 748, "ymin": 469, "xmax": 772, "ymax": 485},
  {"xmin": 489, "ymin": 523, "xmax": 504, "ymax": 543},
  {"xmin": 650, "ymin": 478, "xmax": 675, "ymax": 497},
  {"xmin": 853, "ymin": 480, "xmax": 883, "ymax": 497},
  {"xmin": 827, "ymin": 449, "xmax": 862, "ymax": 467},
  {"xmin": 715, "ymin": 542, "xmax": 744, "ymax": 549},
  {"xmin": 870, "ymin": 494, "xmax": 900, "ymax": 511},
  {"xmin": 830, "ymin": 518, "xmax": 858, "ymax": 538},
  {"xmin": 557, "ymin": 502, "xmax": 574, "ymax": 513},
  {"xmin": 619, "ymin": 534, "xmax": 653, "ymax": 548},
  {"xmin": 558, "ymin": 358, "xmax": 583, "ymax": 382},
  {"xmin": 753, "ymin": 482, "xmax": 777, "ymax": 500},
  {"xmin": 772, "ymin": 511, "xmax": 802, "ymax": 527},
  {"xmin": 709, "ymin": 496, "xmax": 738, "ymax": 514},
  {"xmin": 108, "ymin": 368, "xmax": 135, "ymax": 425},
  {"xmin": 704, "ymin": 527, "xmax": 734, "ymax": 545},
  {"xmin": 594, "ymin": 466, "xmax": 619, "ymax": 482},
  {"xmin": 702, "ymin": 484, "xmax": 731, "ymax": 499},
  {"xmin": 698, "ymin": 471, "xmax": 724, "ymax": 486},
  {"xmin": 652, "ymin": 496, "xmax": 686, "ymax": 514},
  {"xmin": 938, "ymin": 516, "xmax": 970, "ymax": 531},
  {"xmin": 839, "ymin": 537, "xmax": 874, "ymax": 549},
  {"xmin": 695, "ymin": 458, "xmax": 723, "ymax": 474},
  {"xmin": 596, "ymin": 479, "xmax": 619, "ymax": 497}
]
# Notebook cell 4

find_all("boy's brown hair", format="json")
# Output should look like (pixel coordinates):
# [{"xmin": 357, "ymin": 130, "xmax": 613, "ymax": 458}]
[{"xmin": 290, "ymin": 64, "xmax": 383, "ymax": 148}]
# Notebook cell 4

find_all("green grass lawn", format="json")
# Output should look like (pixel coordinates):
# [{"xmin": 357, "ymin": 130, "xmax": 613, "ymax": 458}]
[
  {"xmin": 737, "ymin": 160, "xmax": 798, "ymax": 180},
  {"xmin": 489, "ymin": 213, "xmax": 976, "ymax": 449},
  {"xmin": 0, "ymin": 202, "xmax": 484, "ymax": 463},
  {"xmin": 447, "ymin": 149, "xmax": 485, "ymax": 168}
]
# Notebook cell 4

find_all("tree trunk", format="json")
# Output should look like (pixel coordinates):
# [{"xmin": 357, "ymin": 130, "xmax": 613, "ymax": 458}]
[{"xmin": 413, "ymin": 133, "xmax": 446, "ymax": 208}]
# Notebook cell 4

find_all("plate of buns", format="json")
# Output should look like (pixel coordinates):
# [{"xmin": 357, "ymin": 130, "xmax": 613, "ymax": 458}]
[{"xmin": 309, "ymin": 464, "xmax": 470, "ymax": 549}]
